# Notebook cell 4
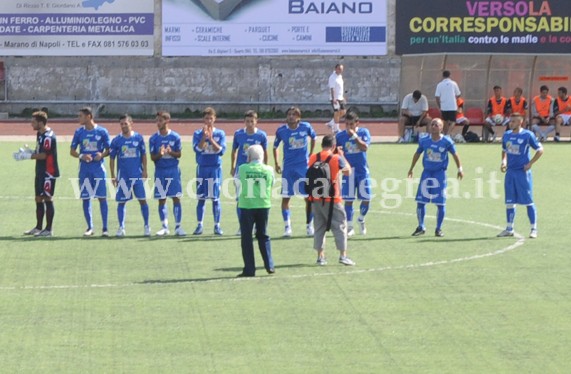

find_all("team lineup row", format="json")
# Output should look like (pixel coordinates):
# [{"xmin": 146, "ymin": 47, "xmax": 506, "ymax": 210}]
[{"xmin": 13, "ymin": 104, "xmax": 542, "ymax": 244}]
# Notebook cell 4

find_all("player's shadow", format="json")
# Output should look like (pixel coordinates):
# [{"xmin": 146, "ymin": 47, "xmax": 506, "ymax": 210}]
[
  {"xmin": 0, "ymin": 236, "xmax": 80, "ymax": 242},
  {"xmin": 138, "ymin": 276, "xmax": 242, "ymax": 285},
  {"xmin": 214, "ymin": 263, "xmax": 313, "ymax": 273},
  {"xmin": 415, "ymin": 236, "xmax": 496, "ymax": 243}
]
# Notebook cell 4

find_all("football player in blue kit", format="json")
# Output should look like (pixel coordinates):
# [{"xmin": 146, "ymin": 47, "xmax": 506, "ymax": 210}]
[
  {"xmin": 70, "ymin": 107, "xmax": 111, "ymax": 237},
  {"xmin": 335, "ymin": 111, "xmax": 372, "ymax": 236},
  {"xmin": 109, "ymin": 114, "xmax": 150, "ymax": 237},
  {"xmin": 497, "ymin": 113, "xmax": 543, "ymax": 239},
  {"xmin": 273, "ymin": 106, "xmax": 316, "ymax": 237},
  {"xmin": 230, "ymin": 110, "xmax": 268, "ymax": 236},
  {"xmin": 192, "ymin": 107, "xmax": 227, "ymax": 235},
  {"xmin": 408, "ymin": 118, "xmax": 464, "ymax": 237},
  {"xmin": 149, "ymin": 111, "xmax": 185, "ymax": 236}
]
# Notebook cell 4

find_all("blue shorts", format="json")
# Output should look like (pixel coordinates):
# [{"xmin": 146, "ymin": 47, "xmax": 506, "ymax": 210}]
[
  {"xmin": 196, "ymin": 165, "xmax": 221, "ymax": 200},
  {"xmin": 342, "ymin": 172, "xmax": 372, "ymax": 201},
  {"xmin": 415, "ymin": 169, "xmax": 447, "ymax": 205},
  {"xmin": 154, "ymin": 167, "xmax": 182, "ymax": 199},
  {"xmin": 78, "ymin": 164, "xmax": 107, "ymax": 199},
  {"xmin": 281, "ymin": 166, "xmax": 307, "ymax": 197},
  {"xmin": 115, "ymin": 174, "xmax": 146, "ymax": 202},
  {"xmin": 505, "ymin": 169, "xmax": 533, "ymax": 205}
]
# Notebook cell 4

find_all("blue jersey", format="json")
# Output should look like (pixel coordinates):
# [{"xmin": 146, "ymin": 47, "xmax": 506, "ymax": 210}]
[
  {"xmin": 110, "ymin": 131, "xmax": 146, "ymax": 178},
  {"xmin": 232, "ymin": 128, "xmax": 268, "ymax": 170},
  {"xmin": 503, "ymin": 129, "xmax": 542, "ymax": 170},
  {"xmin": 149, "ymin": 130, "xmax": 182, "ymax": 169},
  {"xmin": 193, "ymin": 128, "xmax": 226, "ymax": 167},
  {"xmin": 336, "ymin": 127, "xmax": 371, "ymax": 175},
  {"xmin": 273, "ymin": 121, "xmax": 316, "ymax": 169},
  {"xmin": 70, "ymin": 124, "xmax": 111, "ymax": 168},
  {"xmin": 416, "ymin": 135, "xmax": 457, "ymax": 171}
]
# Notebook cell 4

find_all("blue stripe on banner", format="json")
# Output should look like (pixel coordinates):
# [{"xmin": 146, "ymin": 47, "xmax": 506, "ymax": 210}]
[{"xmin": 326, "ymin": 26, "xmax": 386, "ymax": 43}]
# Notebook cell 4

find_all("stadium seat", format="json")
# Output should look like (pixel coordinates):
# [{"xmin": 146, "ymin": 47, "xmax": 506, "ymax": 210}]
[{"xmin": 428, "ymin": 107, "xmax": 441, "ymax": 119}]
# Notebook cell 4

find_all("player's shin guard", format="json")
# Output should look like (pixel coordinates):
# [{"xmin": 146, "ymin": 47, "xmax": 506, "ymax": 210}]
[
  {"xmin": 159, "ymin": 203, "xmax": 168, "ymax": 228},
  {"xmin": 44, "ymin": 201, "xmax": 54, "ymax": 231},
  {"xmin": 282, "ymin": 209, "xmax": 291, "ymax": 227},
  {"xmin": 506, "ymin": 205, "xmax": 516, "ymax": 231},
  {"xmin": 140, "ymin": 203, "xmax": 149, "ymax": 226},
  {"xmin": 36, "ymin": 202, "xmax": 45, "ymax": 229},
  {"xmin": 196, "ymin": 199, "xmax": 205, "ymax": 224},
  {"xmin": 527, "ymin": 204, "xmax": 537, "ymax": 230},
  {"xmin": 212, "ymin": 200, "xmax": 221, "ymax": 225},
  {"xmin": 416, "ymin": 203, "xmax": 426, "ymax": 229},
  {"xmin": 100, "ymin": 199, "xmax": 108, "ymax": 231},
  {"xmin": 117, "ymin": 203, "xmax": 126, "ymax": 228},
  {"xmin": 82, "ymin": 199, "xmax": 93, "ymax": 229},
  {"xmin": 436, "ymin": 205, "xmax": 446, "ymax": 230},
  {"xmin": 345, "ymin": 204, "xmax": 354, "ymax": 223},
  {"xmin": 173, "ymin": 202, "xmax": 182, "ymax": 228},
  {"xmin": 359, "ymin": 201, "xmax": 369, "ymax": 221}
]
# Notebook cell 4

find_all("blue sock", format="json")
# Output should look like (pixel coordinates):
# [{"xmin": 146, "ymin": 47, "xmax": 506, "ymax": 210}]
[
  {"xmin": 527, "ymin": 204, "xmax": 537, "ymax": 229},
  {"xmin": 436, "ymin": 205, "xmax": 446, "ymax": 230},
  {"xmin": 159, "ymin": 204, "xmax": 168, "ymax": 228},
  {"xmin": 196, "ymin": 200, "xmax": 205, "ymax": 224},
  {"xmin": 282, "ymin": 209, "xmax": 291, "ymax": 226},
  {"xmin": 308, "ymin": 211, "xmax": 313, "ymax": 225},
  {"xmin": 345, "ymin": 204, "xmax": 354, "ymax": 223},
  {"xmin": 236, "ymin": 205, "xmax": 241, "ymax": 225},
  {"xmin": 416, "ymin": 203, "xmax": 426, "ymax": 229},
  {"xmin": 117, "ymin": 203, "xmax": 126, "ymax": 228},
  {"xmin": 140, "ymin": 204, "xmax": 149, "ymax": 226},
  {"xmin": 359, "ymin": 202, "xmax": 370, "ymax": 219},
  {"xmin": 507, "ymin": 206, "xmax": 516, "ymax": 230},
  {"xmin": 213, "ymin": 200, "xmax": 221, "ymax": 225},
  {"xmin": 173, "ymin": 202, "xmax": 182, "ymax": 229},
  {"xmin": 100, "ymin": 200, "xmax": 108, "ymax": 231},
  {"xmin": 82, "ymin": 199, "xmax": 93, "ymax": 229}
]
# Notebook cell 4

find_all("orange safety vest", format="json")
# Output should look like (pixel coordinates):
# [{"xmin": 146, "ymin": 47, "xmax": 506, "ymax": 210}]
[
  {"xmin": 556, "ymin": 96, "xmax": 571, "ymax": 115},
  {"xmin": 489, "ymin": 97, "xmax": 507, "ymax": 116},
  {"xmin": 533, "ymin": 95, "xmax": 552, "ymax": 117},
  {"xmin": 509, "ymin": 96, "xmax": 527, "ymax": 116},
  {"xmin": 456, "ymin": 98, "xmax": 465, "ymax": 120}
]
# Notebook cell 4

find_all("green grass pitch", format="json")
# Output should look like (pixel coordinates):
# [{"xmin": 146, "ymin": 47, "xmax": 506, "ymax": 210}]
[{"xmin": 0, "ymin": 141, "xmax": 569, "ymax": 373}]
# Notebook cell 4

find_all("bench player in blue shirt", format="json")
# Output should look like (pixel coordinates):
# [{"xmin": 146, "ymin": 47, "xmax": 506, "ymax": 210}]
[
  {"xmin": 335, "ymin": 111, "xmax": 372, "ymax": 236},
  {"xmin": 192, "ymin": 107, "xmax": 227, "ymax": 235},
  {"xmin": 70, "ymin": 107, "xmax": 111, "ymax": 237},
  {"xmin": 273, "ymin": 106, "xmax": 316, "ymax": 237},
  {"xmin": 230, "ymin": 110, "xmax": 268, "ymax": 236},
  {"xmin": 149, "ymin": 111, "xmax": 185, "ymax": 236},
  {"xmin": 408, "ymin": 118, "xmax": 464, "ymax": 237},
  {"xmin": 109, "ymin": 115, "xmax": 150, "ymax": 237},
  {"xmin": 497, "ymin": 113, "xmax": 543, "ymax": 238}
]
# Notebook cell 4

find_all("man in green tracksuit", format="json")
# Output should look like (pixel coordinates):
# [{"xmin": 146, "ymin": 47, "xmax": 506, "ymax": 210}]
[{"xmin": 237, "ymin": 144, "xmax": 275, "ymax": 277}]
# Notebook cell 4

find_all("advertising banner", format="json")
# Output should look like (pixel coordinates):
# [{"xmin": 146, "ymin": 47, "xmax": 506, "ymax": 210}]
[
  {"xmin": 0, "ymin": 0, "xmax": 154, "ymax": 56},
  {"xmin": 396, "ymin": 0, "xmax": 571, "ymax": 54},
  {"xmin": 163, "ymin": 0, "xmax": 387, "ymax": 56}
]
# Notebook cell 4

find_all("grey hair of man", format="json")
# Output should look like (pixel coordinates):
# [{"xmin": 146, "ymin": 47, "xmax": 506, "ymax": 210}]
[{"xmin": 247, "ymin": 144, "xmax": 264, "ymax": 163}]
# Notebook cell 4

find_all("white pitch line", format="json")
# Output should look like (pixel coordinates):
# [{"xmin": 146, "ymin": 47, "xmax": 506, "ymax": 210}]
[{"xmin": 0, "ymin": 212, "xmax": 525, "ymax": 291}]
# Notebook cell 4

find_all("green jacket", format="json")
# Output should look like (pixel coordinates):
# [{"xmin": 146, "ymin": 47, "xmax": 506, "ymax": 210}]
[{"xmin": 238, "ymin": 161, "xmax": 274, "ymax": 209}]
